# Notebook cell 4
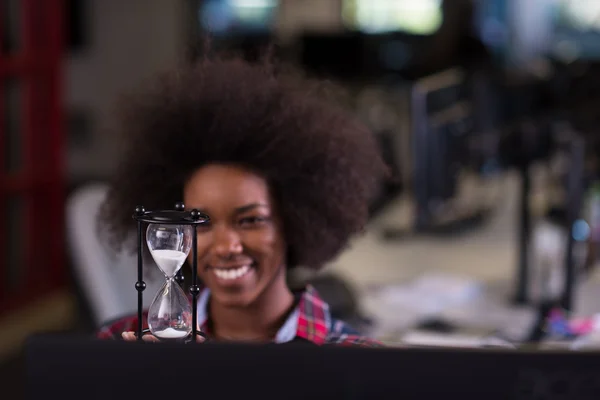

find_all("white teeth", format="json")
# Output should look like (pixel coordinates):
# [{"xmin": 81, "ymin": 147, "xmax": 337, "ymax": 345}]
[{"xmin": 213, "ymin": 265, "xmax": 250, "ymax": 280}]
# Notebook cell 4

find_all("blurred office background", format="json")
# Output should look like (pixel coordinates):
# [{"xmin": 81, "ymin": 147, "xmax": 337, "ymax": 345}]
[{"xmin": 4, "ymin": 0, "xmax": 600, "ymax": 394}]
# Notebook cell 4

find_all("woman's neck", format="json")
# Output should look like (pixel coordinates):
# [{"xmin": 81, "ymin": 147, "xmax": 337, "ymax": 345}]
[{"xmin": 208, "ymin": 279, "xmax": 295, "ymax": 342}]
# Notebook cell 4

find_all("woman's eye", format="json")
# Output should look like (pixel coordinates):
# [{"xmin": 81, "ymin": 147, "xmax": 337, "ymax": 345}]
[{"xmin": 239, "ymin": 216, "xmax": 267, "ymax": 226}]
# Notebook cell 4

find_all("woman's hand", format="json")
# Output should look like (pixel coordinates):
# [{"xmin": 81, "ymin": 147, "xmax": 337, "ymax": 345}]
[{"xmin": 121, "ymin": 331, "xmax": 206, "ymax": 343}]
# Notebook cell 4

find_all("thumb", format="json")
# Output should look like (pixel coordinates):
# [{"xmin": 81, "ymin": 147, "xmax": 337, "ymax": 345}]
[
  {"xmin": 196, "ymin": 333, "xmax": 206, "ymax": 343},
  {"xmin": 142, "ymin": 334, "xmax": 160, "ymax": 343}
]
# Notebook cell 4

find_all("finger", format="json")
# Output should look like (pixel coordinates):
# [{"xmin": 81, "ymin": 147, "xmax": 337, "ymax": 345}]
[
  {"xmin": 196, "ymin": 334, "xmax": 206, "ymax": 343},
  {"xmin": 142, "ymin": 334, "xmax": 160, "ymax": 343},
  {"xmin": 121, "ymin": 332, "xmax": 136, "ymax": 341}
]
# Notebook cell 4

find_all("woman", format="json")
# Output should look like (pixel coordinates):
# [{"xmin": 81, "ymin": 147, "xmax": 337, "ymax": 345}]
[{"xmin": 97, "ymin": 55, "xmax": 388, "ymax": 346}]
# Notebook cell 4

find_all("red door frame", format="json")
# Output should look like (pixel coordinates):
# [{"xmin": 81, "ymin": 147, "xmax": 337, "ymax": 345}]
[{"xmin": 0, "ymin": 0, "xmax": 65, "ymax": 316}]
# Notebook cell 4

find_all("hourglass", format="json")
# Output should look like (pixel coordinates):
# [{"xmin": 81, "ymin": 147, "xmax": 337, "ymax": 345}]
[
  {"xmin": 133, "ymin": 203, "xmax": 209, "ymax": 342},
  {"xmin": 146, "ymin": 224, "xmax": 193, "ymax": 339}
]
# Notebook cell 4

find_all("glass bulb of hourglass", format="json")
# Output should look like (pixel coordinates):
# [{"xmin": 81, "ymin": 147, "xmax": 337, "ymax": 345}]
[
  {"xmin": 146, "ymin": 224, "xmax": 194, "ymax": 340},
  {"xmin": 148, "ymin": 280, "xmax": 193, "ymax": 340}
]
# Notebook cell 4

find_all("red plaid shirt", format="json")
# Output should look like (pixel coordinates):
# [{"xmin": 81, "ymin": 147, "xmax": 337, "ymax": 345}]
[{"xmin": 97, "ymin": 285, "xmax": 383, "ymax": 347}]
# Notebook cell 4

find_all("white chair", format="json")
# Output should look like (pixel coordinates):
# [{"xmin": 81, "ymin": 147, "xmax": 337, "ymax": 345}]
[{"xmin": 66, "ymin": 183, "xmax": 163, "ymax": 328}]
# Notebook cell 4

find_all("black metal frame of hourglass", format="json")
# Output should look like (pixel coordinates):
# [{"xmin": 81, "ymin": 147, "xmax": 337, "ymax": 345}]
[{"xmin": 132, "ymin": 202, "xmax": 210, "ymax": 342}]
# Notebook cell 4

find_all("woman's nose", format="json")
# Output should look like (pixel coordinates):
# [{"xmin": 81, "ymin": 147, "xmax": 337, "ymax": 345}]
[{"xmin": 211, "ymin": 226, "xmax": 242, "ymax": 258}]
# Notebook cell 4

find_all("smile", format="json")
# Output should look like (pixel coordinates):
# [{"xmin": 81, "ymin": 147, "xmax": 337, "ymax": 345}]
[{"xmin": 212, "ymin": 265, "xmax": 252, "ymax": 281}]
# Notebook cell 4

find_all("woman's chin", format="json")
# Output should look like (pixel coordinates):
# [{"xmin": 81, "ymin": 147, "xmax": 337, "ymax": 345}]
[{"xmin": 211, "ymin": 291, "xmax": 257, "ymax": 309}]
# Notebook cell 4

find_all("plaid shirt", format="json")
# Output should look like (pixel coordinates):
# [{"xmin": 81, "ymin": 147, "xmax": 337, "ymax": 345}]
[{"xmin": 97, "ymin": 285, "xmax": 382, "ymax": 347}]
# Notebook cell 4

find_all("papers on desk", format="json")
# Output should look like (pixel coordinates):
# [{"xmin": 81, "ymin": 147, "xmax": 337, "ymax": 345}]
[
  {"xmin": 367, "ymin": 273, "xmax": 482, "ymax": 317},
  {"xmin": 570, "ymin": 332, "xmax": 600, "ymax": 350},
  {"xmin": 400, "ymin": 330, "xmax": 516, "ymax": 349},
  {"xmin": 363, "ymin": 273, "xmax": 538, "ymax": 344},
  {"xmin": 439, "ymin": 298, "xmax": 537, "ymax": 342},
  {"xmin": 363, "ymin": 273, "xmax": 484, "ymax": 338}
]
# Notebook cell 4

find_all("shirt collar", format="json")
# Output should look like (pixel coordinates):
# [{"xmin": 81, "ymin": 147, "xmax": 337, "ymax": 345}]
[{"xmin": 196, "ymin": 284, "xmax": 331, "ymax": 345}]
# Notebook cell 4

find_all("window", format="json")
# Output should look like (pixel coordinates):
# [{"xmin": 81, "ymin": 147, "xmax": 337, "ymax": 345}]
[
  {"xmin": 342, "ymin": 0, "xmax": 443, "ymax": 35},
  {"xmin": 199, "ymin": 0, "xmax": 278, "ymax": 35}
]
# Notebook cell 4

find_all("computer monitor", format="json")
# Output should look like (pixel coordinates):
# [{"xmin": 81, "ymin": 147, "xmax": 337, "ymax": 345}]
[
  {"xmin": 409, "ymin": 68, "xmax": 479, "ymax": 231},
  {"xmin": 25, "ymin": 334, "xmax": 600, "ymax": 400}
]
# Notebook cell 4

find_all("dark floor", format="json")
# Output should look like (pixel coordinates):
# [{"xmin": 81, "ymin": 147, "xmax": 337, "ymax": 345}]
[{"xmin": 1, "ymin": 354, "xmax": 26, "ymax": 399}]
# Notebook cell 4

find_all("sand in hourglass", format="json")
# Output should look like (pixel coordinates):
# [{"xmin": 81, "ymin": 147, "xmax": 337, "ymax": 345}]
[
  {"xmin": 154, "ymin": 327, "xmax": 189, "ymax": 339},
  {"xmin": 150, "ymin": 249, "xmax": 187, "ymax": 276}
]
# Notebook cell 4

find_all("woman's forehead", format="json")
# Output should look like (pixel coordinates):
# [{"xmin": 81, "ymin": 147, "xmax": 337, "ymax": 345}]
[{"xmin": 183, "ymin": 164, "xmax": 272, "ymax": 208}]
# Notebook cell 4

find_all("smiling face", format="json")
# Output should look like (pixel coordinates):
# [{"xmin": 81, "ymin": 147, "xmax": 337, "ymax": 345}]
[{"xmin": 183, "ymin": 164, "xmax": 288, "ymax": 308}]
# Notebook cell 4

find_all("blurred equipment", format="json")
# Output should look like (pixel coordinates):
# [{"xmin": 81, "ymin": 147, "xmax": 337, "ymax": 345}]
[
  {"xmin": 382, "ymin": 68, "xmax": 499, "ymax": 238},
  {"xmin": 409, "ymin": 68, "xmax": 486, "ymax": 233}
]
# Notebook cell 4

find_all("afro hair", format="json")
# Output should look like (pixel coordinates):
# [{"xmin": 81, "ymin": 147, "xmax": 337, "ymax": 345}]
[{"xmin": 99, "ymin": 55, "xmax": 389, "ymax": 270}]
